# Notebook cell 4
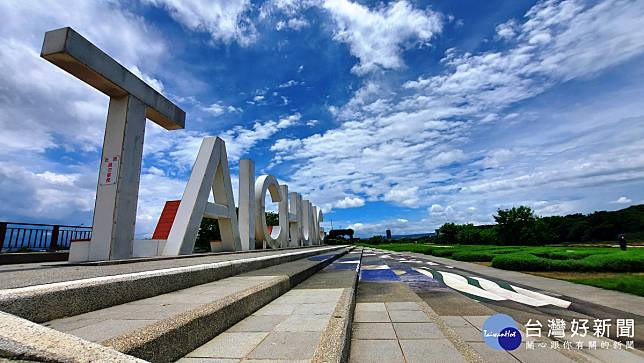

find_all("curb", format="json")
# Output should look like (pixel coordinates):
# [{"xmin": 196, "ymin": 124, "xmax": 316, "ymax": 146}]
[
  {"xmin": 0, "ymin": 312, "xmax": 144, "ymax": 363},
  {"xmin": 312, "ymin": 248, "xmax": 362, "ymax": 363}
]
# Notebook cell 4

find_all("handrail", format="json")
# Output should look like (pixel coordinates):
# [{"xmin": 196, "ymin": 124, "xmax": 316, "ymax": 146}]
[
  {"xmin": 0, "ymin": 222, "xmax": 92, "ymax": 252},
  {"xmin": 0, "ymin": 222, "xmax": 92, "ymax": 228}
]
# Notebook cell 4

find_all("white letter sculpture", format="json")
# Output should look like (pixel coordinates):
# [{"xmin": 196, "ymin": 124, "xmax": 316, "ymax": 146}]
[
  {"xmin": 254, "ymin": 175, "xmax": 286, "ymax": 249},
  {"xmin": 163, "ymin": 137, "xmax": 241, "ymax": 255}
]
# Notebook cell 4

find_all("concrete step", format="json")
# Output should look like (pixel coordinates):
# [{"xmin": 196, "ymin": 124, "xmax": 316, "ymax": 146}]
[
  {"xmin": 0, "ymin": 245, "xmax": 345, "ymax": 322},
  {"xmin": 37, "ymin": 247, "xmax": 350, "ymax": 362},
  {"xmin": 177, "ymin": 248, "xmax": 363, "ymax": 363}
]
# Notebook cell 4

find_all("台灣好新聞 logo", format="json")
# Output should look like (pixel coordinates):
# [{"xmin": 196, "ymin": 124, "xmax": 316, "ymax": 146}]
[{"xmin": 483, "ymin": 314, "xmax": 522, "ymax": 350}]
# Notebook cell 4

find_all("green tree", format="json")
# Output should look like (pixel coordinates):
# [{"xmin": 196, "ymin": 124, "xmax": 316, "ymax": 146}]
[
  {"xmin": 438, "ymin": 223, "xmax": 459, "ymax": 244},
  {"xmin": 265, "ymin": 211, "xmax": 279, "ymax": 226},
  {"xmin": 479, "ymin": 227, "xmax": 499, "ymax": 244},
  {"xmin": 195, "ymin": 218, "xmax": 220, "ymax": 251},
  {"xmin": 457, "ymin": 224, "xmax": 481, "ymax": 244},
  {"xmin": 494, "ymin": 206, "xmax": 537, "ymax": 245}
]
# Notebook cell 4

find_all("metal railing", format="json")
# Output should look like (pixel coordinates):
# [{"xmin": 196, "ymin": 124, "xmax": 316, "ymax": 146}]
[{"xmin": 0, "ymin": 222, "xmax": 92, "ymax": 252}]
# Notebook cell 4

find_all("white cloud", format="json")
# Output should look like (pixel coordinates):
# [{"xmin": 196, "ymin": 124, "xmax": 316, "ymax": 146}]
[
  {"xmin": 323, "ymin": 0, "xmax": 443, "ymax": 74},
  {"xmin": 612, "ymin": 196, "xmax": 632, "ymax": 204},
  {"xmin": 259, "ymin": 0, "xmax": 319, "ymax": 19},
  {"xmin": 496, "ymin": 19, "xmax": 518, "ymax": 40},
  {"xmin": 424, "ymin": 149, "xmax": 467, "ymax": 169},
  {"xmin": 221, "ymin": 113, "xmax": 301, "ymax": 161},
  {"xmin": 278, "ymin": 79, "xmax": 302, "ymax": 88},
  {"xmin": 135, "ymin": 172, "xmax": 188, "ymax": 237},
  {"xmin": 384, "ymin": 185, "xmax": 419, "ymax": 207},
  {"xmin": 335, "ymin": 196, "xmax": 365, "ymax": 208},
  {"xmin": 143, "ymin": 0, "xmax": 257, "ymax": 46},
  {"xmin": 0, "ymin": 162, "xmax": 95, "ymax": 222},
  {"xmin": 276, "ymin": 17, "xmax": 310, "ymax": 30},
  {"xmin": 203, "ymin": 101, "xmax": 242, "ymax": 116}
]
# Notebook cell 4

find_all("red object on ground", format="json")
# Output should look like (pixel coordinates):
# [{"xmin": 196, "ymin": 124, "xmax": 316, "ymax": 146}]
[
  {"xmin": 268, "ymin": 225, "xmax": 273, "ymax": 234},
  {"xmin": 151, "ymin": 200, "xmax": 181, "ymax": 240}
]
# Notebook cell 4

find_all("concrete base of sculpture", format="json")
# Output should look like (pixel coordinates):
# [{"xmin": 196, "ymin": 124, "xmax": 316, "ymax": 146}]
[
  {"xmin": 68, "ymin": 240, "xmax": 91, "ymax": 262},
  {"xmin": 132, "ymin": 240, "xmax": 167, "ymax": 258},
  {"xmin": 69, "ymin": 239, "xmax": 168, "ymax": 261},
  {"xmin": 210, "ymin": 241, "xmax": 224, "ymax": 252}
]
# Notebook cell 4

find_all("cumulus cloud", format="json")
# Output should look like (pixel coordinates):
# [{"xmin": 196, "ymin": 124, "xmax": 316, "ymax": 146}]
[
  {"xmin": 496, "ymin": 19, "xmax": 518, "ymax": 40},
  {"xmin": 335, "ymin": 196, "xmax": 365, "ymax": 209},
  {"xmin": 221, "ymin": 113, "xmax": 301, "ymax": 161},
  {"xmin": 612, "ymin": 196, "xmax": 632, "ymax": 204},
  {"xmin": 276, "ymin": 17, "xmax": 310, "ymax": 31},
  {"xmin": 143, "ymin": 0, "xmax": 257, "ymax": 46},
  {"xmin": 202, "ymin": 101, "xmax": 242, "ymax": 116},
  {"xmin": 323, "ymin": 0, "xmax": 443, "ymax": 74}
]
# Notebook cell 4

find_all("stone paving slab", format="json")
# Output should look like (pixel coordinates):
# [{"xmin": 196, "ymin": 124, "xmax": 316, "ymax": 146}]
[
  {"xmin": 349, "ymin": 340, "xmax": 405, "ymax": 363},
  {"xmin": 399, "ymin": 339, "xmax": 466, "ymax": 363},
  {"xmin": 352, "ymin": 322, "xmax": 397, "ymax": 339},
  {"xmin": 393, "ymin": 322, "xmax": 444, "ymax": 339},
  {"xmin": 349, "ymin": 301, "xmax": 468, "ymax": 363}
]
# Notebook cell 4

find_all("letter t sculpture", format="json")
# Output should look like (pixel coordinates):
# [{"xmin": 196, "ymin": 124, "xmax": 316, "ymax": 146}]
[{"xmin": 41, "ymin": 27, "xmax": 185, "ymax": 261}]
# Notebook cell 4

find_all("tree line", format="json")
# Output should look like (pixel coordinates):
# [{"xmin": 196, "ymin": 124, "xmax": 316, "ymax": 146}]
[{"xmin": 365, "ymin": 204, "xmax": 644, "ymax": 246}]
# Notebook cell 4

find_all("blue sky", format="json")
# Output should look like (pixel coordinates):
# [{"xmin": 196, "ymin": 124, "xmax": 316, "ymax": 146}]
[{"xmin": 1, "ymin": 0, "xmax": 644, "ymax": 237}]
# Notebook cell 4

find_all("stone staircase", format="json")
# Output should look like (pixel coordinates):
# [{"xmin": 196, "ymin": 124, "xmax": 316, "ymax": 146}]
[{"xmin": 0, "ymin": 246, "xmax": 355, "ymax": 363}]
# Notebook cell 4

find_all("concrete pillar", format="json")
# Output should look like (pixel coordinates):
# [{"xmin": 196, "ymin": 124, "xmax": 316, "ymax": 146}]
[
  {"xmin": 289, "ymin": 193, "xmax": 302, "ymax": 246},
  {"xmin": 238, "ymin": 159, "xmax": 255, "ymax": 250},
  {"xmin": 90, "ymin": 95, "xmax": 145, "ymax": 260},
  {"xmin": 301, "ymin": 199, "xmax": 311, "ymax": 246},
  {"xmin": 278, "ymin": 185, "xmax": 290, "ymax": 248}
]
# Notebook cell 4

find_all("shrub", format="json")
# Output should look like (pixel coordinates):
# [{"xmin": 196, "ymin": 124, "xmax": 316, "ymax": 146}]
[
  {"xmin": 430, "ymin": 248, "xmax": 455, "ymax": 257},
  {"xmin": 582, "ymin": 253, "xmax": 644, "ymax": 272},
  {"xmin": 451, "ymin": 251, "xmax": 495, "ymax": 262},
  {"xmin": 491, "ymin": 253, "xmax": 548, "ymax": 271},
  {"xmin": 492, "ymin": 250, "xmax": 644, "ymax": 272},
  {"xmin": 532, "ymin": 251, "xmax": 595, "ymax": 260}
]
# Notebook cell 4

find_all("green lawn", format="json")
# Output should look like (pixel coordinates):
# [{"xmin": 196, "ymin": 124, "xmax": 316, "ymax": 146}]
[
  {"xmin": 361, "ymin": 242, "xmax": 644, "ymax": 296},
  {"xmin": 567, "ymin": 275, "xmax": 644, "ymax": 297}
]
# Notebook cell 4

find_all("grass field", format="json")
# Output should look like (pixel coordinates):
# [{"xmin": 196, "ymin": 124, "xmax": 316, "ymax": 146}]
[{"xmin": 361, "ymin": 242, "xmax": 644, "ymax": 296}]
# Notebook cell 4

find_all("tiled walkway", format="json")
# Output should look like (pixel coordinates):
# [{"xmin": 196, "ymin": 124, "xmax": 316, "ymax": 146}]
[{"xmin": 350, "ymin": 301, "xmax": 465, "ymax": 363}]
